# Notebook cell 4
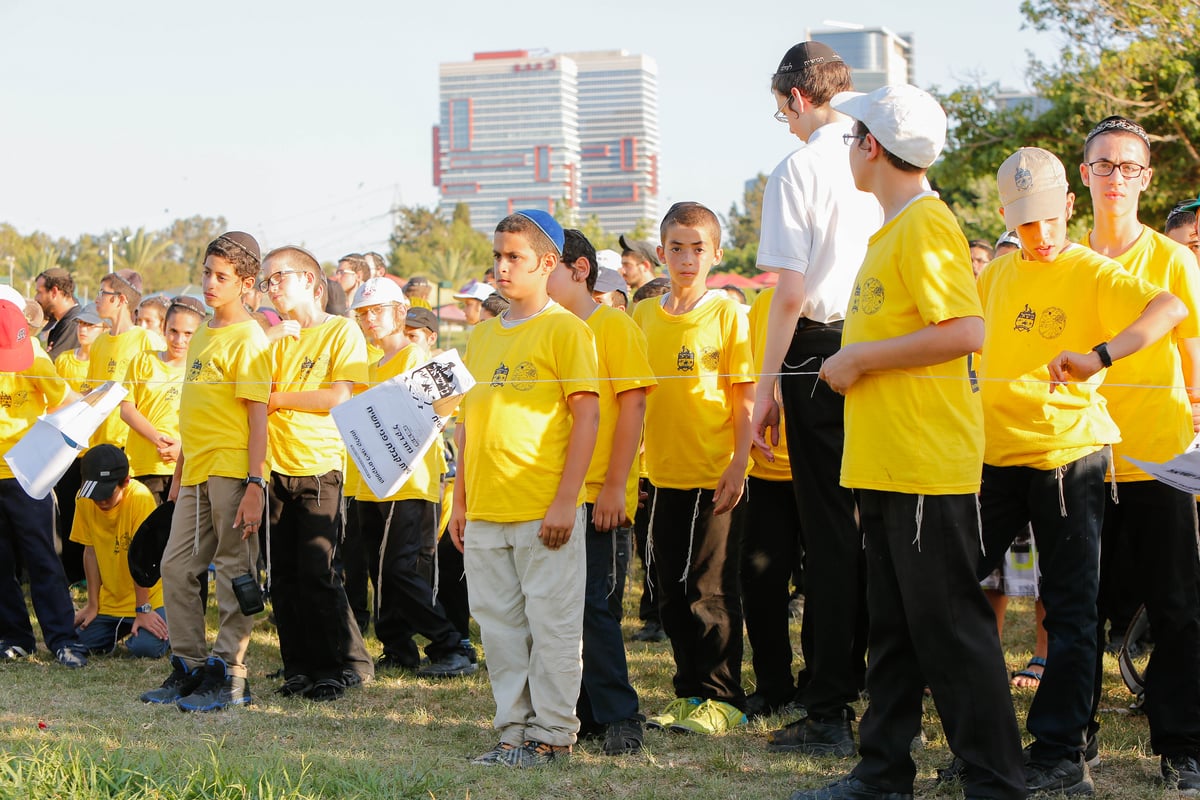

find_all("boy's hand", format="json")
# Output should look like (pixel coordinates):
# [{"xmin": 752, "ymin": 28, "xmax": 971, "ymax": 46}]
[
  {"xmin": 234, "ymin": 484, "xmax": 265, "ymax": 540},
  {"xmin": 712, "ymin": 467, "xmax": 745, "ymax": 516},
  {"xmin": 449, "ymin": 504, "xmax": 467, "ymax": 553},
  {"xmin": 155, "ymin": 434, "xmax": 180, "ymax": 464},
  {"xmin": 539, "ymin": 497, "xmax": 577, "ymax": 549},
  {"xmin": 132, "ymin": 609, "xmax": 169, "ymax": 640},
  {"xmin": 818, "ymin": 345, "xmax": 865, "ymax": 395},
  {"xmin": 267, "ymin": 320, "xmax": 301, "ymax": 343},
  {"xmin": 74, "ymin": 603, "xmax": 98, "ymax": 630},
  {"xmin": 751, "ymin": 395, "xmax": 781, "ymax": 462},
  {"xmin": 1047, "ymin": 350, "xmax": 1105, "ymax": 392},
  {"xmin": 593, "ymin": 484, "xmax": 627, "ymax": 532}
]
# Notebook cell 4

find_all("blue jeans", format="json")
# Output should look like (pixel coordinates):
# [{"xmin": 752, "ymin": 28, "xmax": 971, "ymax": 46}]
[
  {"xmin": 579, "ymin": 507, "xmax": 638, "ymax": 727},
  {"xmin": 76, "ymin": 609, "xmax": 169, "ymax": 658}
]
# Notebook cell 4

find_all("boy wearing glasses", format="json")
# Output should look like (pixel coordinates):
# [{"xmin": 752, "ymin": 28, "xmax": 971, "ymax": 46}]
[
  {"xmin": 750, "ymin": 40, "xmax": 881, "ymax": 755},
  {"xmin": 1080, "ymin": 116, "xmax": 1200, "ymax": 793},
  {"xmin": 141, "ymin": 232, "xmax": 271, "ymax": 712},
  {"xmin": 88, "ymin": 272, "xmax": 155, "ymax": 450},
  {"xmin": 261, "ymin": 246, "xmax": 373, "ymax": 701}
]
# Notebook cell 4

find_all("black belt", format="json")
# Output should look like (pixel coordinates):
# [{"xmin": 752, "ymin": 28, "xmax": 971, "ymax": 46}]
[{"xmin": 793, "ymin": 318, "xmax": 843, "ymax": 334}]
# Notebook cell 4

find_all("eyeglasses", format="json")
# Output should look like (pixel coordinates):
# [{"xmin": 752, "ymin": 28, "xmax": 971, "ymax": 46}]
[
  {"xmin": 257, "ymin": 270, "xmax": 301, "ymax": 291},
  {"xmin": 774, "ymin": 96, "xmax": 793, "ymax": 123},
  {"xmin": 1085, "ymin": 160, "xmax": 1148, "ymax": 179},
  {"xmin": 354, "ymin": 303, "xmax": 402, "ymax": 320},
  {"xmin": 842, "ymin": 133, "xmax": 868, "ymax": 147},
  {"xmin": 333, "ymin": 269, "xmax": 355, "ymax": 277},
  {"xmin": 97, "ymin": 289, "xmax": 122, "ymax": 300}
]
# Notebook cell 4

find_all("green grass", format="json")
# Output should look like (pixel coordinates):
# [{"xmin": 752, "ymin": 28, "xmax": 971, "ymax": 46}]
[{"xmin": 0, "ymin": 589, "xmax": 1175, "ymax": 799}]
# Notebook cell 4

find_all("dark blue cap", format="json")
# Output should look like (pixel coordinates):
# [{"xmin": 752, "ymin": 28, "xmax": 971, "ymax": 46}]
[{"xmin": 514, "ymin": 209, "xmax": 565, "ymax": 255}]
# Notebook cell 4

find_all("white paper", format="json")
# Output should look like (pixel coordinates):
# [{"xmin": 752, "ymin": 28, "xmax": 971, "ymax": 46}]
[
  {"xmin": 1125, "ymin": 450, "xmax": 1200, "ymax": 495},
  {"xmin": 4, "ymin": 381, "xmax": 129, "ymax": 499},
  {"xmin": 331, "ymin": 350, "xmax": 474, "ymax": 500}
]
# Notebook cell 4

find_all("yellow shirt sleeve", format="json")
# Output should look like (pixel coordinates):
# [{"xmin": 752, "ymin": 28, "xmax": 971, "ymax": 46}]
[{"xmin": 747, "ymin": 288, "xmax": 792, "ymax": 482}]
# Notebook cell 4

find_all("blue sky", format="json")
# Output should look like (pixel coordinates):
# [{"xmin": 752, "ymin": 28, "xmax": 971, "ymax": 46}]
[{"xmin": 0, "ymin": 0, "xmax": 1060, "ymax": 262}]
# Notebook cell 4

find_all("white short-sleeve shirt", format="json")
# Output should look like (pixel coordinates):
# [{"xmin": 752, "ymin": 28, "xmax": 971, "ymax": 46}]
[{"xmin": 757, "ymin": 120, "xmax": 883, "ymax": 324}]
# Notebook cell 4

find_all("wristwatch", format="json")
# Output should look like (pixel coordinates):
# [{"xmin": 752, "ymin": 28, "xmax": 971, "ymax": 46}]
[
  {"xmin": 1092, "ymin": 342, "xmax": 1114, "ymax": 368},
  {"xmin": 136, "ymin": 603, "xmax": 153, "ymax": 614},
  {"xmin": 244, "ymin": 476, "xmax": 267, "ymax": 489}
]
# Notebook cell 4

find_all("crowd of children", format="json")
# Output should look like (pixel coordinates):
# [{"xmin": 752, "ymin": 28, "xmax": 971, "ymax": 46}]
[{"xmin": 4, "ymin": 37, "xmax": 1200, "ymax": 800}]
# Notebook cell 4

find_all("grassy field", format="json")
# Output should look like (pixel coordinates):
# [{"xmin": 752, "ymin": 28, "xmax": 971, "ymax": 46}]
[{"xmin": 0, "ymin": 589, "xmax": 1174, "ymax": 799}]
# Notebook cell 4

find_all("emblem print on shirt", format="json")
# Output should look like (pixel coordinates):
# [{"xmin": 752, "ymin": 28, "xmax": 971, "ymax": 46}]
[
  {"xmin": 701, "ymin": 346, "xmax": 720, "ymax": 371},
  {"xmin": 677, "ymin": 345, "xmax": 695, "ymax": 372},
  {"xmin": 859, "ymin": 278, "xmax": 885, "ymax": 315},
  {"xmin": 490, "ymin": 362, "xmax": 509, "ymax": 388},
  {"xmin": 1038, "ymin": 307, "xmax": 1066, "ymax": 339},
  {"xmin": 511, "ymin": 361, "xmax": 537, "ymax": 392},
  {"xmin": 1014, "ymin": 304, "xmax": 1036, "ymax": 333},
  {"xmin": 298, "ymin": 354, "xmax": 329, "ymax": 384},
  {"xmin": 187, "ymin": 359, "xmax": 203, "ymax": 381},
  {"xmin": 0, "ymin": 390, "xmax": 29, "ymax": 408}
]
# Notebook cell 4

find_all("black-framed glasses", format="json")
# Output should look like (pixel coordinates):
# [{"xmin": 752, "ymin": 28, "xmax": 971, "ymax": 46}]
[
  {"xmin": 842, "ymin": 133, "xmax": 868, "ymax": 147},
  {"xmin": 1085, "ymin": 160, "xmax": 1148, "ymax": 179},
  {"xmin": 257, "ymin": 270, "xmax": 301, "ymax": 292},
  {"xmin": 97, "ymin": 289, "xmax": 122, "ymax": 299},
  {"xmin": 774, "ymin": 96, "xmax": 793, "ymax": 123}
]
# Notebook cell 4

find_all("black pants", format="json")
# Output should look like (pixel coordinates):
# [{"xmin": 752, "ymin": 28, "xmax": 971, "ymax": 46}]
[
  {"xmin": 0, "ymin": 479, "xmax": 78, "ymax": 653},
  {"xmin": 741, "ymin": 476, "xmax": 803, "ymax": 706},
  {"xmin": 780, "ymin": 323, "xmax": 867, "ymax": 719},
  {"xmin": 649, "ymin": 486, "xmax": 745, "ymax": 708},
  {"xmin": 360, "ymin": 498, "xmax": 460, "ymax": 661},
  {"xmin": 978, "ymin": 450, "xmax": 1108, "ymax": 763},
  {"xmin": 853, "ymin": 491, "xmax": 1024, "ymax": 799},
  {"xmin": 340, "ymin": 498, "xmax": 373, "ymax": 633},
  {"xmin": 579, "ymin": 508, "xmax": 639, "ymax": 728},
  {"xmin": 268, "ymin": 471, "xmax": 373, "ymax": 683},
  {"xmin": 1090, "ymin": 481, "xmax": 1200, "ymax": 758},
  {"xmin": 136, "ymin": 474, "xmax": 209, "ymax": 609},
  {"xmin": 54, "ymin": 458, "xmax": 85, "ymax": 585},
  {"xmin": 436, "ymin": 530, "xmax": 471, "ymax": 639},
  {"xmin": 633, "ymin": 479, "xmax": 660, "ymax": 625}
]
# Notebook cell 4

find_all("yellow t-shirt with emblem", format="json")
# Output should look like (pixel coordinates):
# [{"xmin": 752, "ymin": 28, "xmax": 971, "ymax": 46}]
[
  {"xmin": 87, "ymin": 327, "xmax": 155, "ymax": 449},
  {"xmin": 1085, "ymin": 228, "xmax": 1200, "ymax": 481},
  {"xmin": 356, "ymin": 343, "xmax": 446, "ymax": 504},
  {"xmin": 268, "ymin": 315, "xmax": 368, "ymax": 477},
  {"xmin": 69, "ymin": 480, "xmax": 163, "ymax": 615},
  {"xmin": 978, "ymin": 244, "xmax": 1162, "ymax": 470},
  {"xmin": 747, "ymin": 288, "xmax": 792, "ymax": 483},
  {"xmin": 841, "ymin": 195, "xmax": 985, "ymax": 494},
  {"xmin": 585, "ymin": 304, "xmax": 657, "ymax": 523},
  {"xmin": 460, "ymin": 303, "xmax": 599, "ymax": 522},
  {"xmin": 55, "ymin": 349, "xmax": 93, "ymax": 394},
  {"xmin": 0, "ymin": 342, "xmax": 70, "ymax": 480},
  {"xmin": 123, "ymin": 351, "xmax": 184, "ymax": 478},
  {"xmin": 179, "ymin": 319, "xmax": 272, "ymax": 486},
  {"xmin": 633, "ymin": 291, "xmax": 755, "ymax": 490}
]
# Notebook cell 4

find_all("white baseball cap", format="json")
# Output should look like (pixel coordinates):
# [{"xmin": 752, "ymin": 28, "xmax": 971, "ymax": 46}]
[
  {"xmin": 453, "ymin": 281, "xmax": 495, "ymax": 302},
  {"xmin": 831, "ymin": 84, "xmax": 947, "ymax": 169},
  {"xmin": 351, "ymin": 277, "xmax": 409, "ymax": 310},
  {"xmin": 996, "ymin": 147, "xmax": 1070, "ymax": 228}
]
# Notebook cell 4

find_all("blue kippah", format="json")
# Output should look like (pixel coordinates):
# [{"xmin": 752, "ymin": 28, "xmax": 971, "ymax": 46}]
[{"xmin": 514, "ymin": 209, "xmax": 565, "ymax": 255}]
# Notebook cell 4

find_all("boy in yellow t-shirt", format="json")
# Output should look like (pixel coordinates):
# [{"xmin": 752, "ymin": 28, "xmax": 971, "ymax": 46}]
[
  {"xmin": 141, "ymin": 232, "xmax": 271, "ymax": 712},
  {"xmin": 53, "ymin": 303, "xmax": 104, "ymax": 393},
  {"xmin": 71, "ymin": 445, "xmax": 168, "ymax": 658},
  {"xmin": 632, "ymin": 202, "xmax": 754, "ymax": 736},
  {"xmin": 797, "ymin": 85, "xmax": 1023, "ymax": 800},
  {"xmin": 975, "ymin": 147, "xmax": 1185, "ymax": 796},
  {"xmin": 449, "ymin": 210, "xmax": 599, "ymax": 767},
  {"xmin": 1080, "ymin": 116, "xmax": 1200, "ymax": 792},
  {"xmin": 262, "ymin": 247, "xmax": 374, "ymax": 701},
  {"xmin": 87, "ymin": 272, "xmax": 155, "ymax": 450},
  {"xmin": 548, "ymin": 229, "xmax": 655, "ymax": 755},
  {"xmin": 350, "ymin": 278, "xmax": 473, "ymax": 679}
]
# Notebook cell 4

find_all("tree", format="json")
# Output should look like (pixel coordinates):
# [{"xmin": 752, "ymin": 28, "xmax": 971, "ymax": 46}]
[
  {"xmin": 164, "ymin": 215, "xmax": 228, "ymax": 285},
  {"xmin": 388, "ymin": 203, "xmax": 492, "ymax": 286},
  {"xmin": 932, "ymin": 0, "xmax": 1200, "ymax": 239},
  {"xmin": 720, "ymin": 173, "xmax": 768, "ymax": 275}
]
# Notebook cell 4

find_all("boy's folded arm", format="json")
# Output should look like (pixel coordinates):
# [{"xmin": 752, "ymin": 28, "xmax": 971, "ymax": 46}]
[{"xmin": 268, "ymin": 381, "xmax": 354, "ymax": 414}]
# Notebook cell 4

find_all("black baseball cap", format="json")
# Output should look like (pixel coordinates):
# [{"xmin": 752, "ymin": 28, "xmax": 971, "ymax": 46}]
[
  {"xmin": 405, "ymin": 307, "xmax": 438, "ymax": 333},
  {"xmin": 79, "ymin": 444, "xmax": 129, "ymax": 501},
  {"xmin": 618, "ymin": 234, "xmax": 660, "ymax": 267},
  {"xmin": 775, "ymin": 41, "xmax": 843, "ymax": 75}
]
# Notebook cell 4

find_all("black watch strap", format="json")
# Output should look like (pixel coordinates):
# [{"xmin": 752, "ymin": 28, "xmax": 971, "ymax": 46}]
[
  {"xmin": 244, "ymin": 476, "xmax": 267, "ymax": 489},
  {"xmin": 1092, "ymin": 342, "xmax": 1113, "ymax": 368}
]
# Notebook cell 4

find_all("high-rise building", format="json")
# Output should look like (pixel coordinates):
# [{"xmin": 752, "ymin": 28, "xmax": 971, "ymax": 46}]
[
  {"xmin": 808, "ymin": 27, "xmax": 915, "ymax": 92},
  {"xmin": 433, "ymin": 49, "xmax": 659, "ymax": 234}
]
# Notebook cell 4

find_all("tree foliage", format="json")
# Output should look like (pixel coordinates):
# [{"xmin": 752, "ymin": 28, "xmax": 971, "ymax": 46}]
[
  {"xmin": 388, "ymin": 202, "xmax": 493, "ymax": 287},
  {"xmin": 931, "ymin": 0, "xmax": 1200, "ymax": 241},
  {"xmin": 720, "ymin": 173, "xmax": 768, "ymax": 275}
]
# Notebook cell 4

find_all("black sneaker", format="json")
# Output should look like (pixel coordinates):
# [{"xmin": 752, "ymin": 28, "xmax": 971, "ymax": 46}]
[
  {"xmin": 745, "ymin": 691, "xmax": 792, "ymax": 720},
  {"xmin": 141, "ymin": 656, "xmax": 203, "ymax": 704},
  {"xmin": 1161, "ymin": 754, "xmax": 1200, "ymax": 794},
  {"xmin": 416, "ymin": 651, "xmax": 478, "ymax": 678},
  {"xmin": 787, "ymin": 774, "xmax": 912, "ymax": 800},
  {"xmin": 471, "ymin": 742, "xmax": 519, "ymax": 766},
  {"xmin": 302, "ymin": 677, "xmax": 345, "ymax": 702},
  {"xmin": 54, "ymin": 645, "xmax": 87, "ymax": 669},
  {"xmin": 935, "ymin": 755, "xmax": 966, "ymax": 785},
  {"xmin": 274, "ymin": 674, "xmax": 313, "ymax": 697},
  {"xmin": 0, "ymin": 643, "xmax": 31, "ymax": 661},
  {"xmin": 176, "ymin": 656, "xmax": 252, "ymax": 712},
  {"xmin": 1024, "ymin": 756, "xmax": 1093, "ymax": 796},
  {"xmin": 1084, "ymin": 732, "xmax": 1099, "ymax": 768},
  {"xmin": 460, "ymin": 638, "xmax": 479, "ymax": 664},
  {"xmin": 602, "ymin": 716, "xmax": 644, "ymax": 755},
  {"xmin": 375, "ymin": 652, "xmax": 419, "ymax": 672},
  {"xmin": 630, "ymin": 619, "xmax": 667, "ymax": 643},
  {"xmin": 768, "ymin": 715, "xmax": 856, "ymax": 757}
]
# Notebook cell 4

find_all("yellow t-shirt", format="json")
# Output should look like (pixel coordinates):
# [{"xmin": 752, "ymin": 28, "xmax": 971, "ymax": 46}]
[
  {"xmin": 409, "ymin": 297, "xmax": 433, "ymax": 310},
  {"xmin": 840, "ymin": 196, "xmax": 985, "ymax": 494},
  {"xmin": 460, "ymin": 303, "xmax": 599, "ymax": 522},
  {"xmin": 1086, "ymin": 228, "xmax": 1200, "ymax": 481},
  {"xmin": 747, "ymin": 288, "xmax": 792, "ymax": 482},
  {"xmin": 0, "ymin": 343, "xmax": 70, "ymax": 480},
  {"xmin": 87, "ymin": 327, "xmax": 155, "ymax": 449},
  {"xmin": 356, "ymin": 343, "xmax": 446, "ymax": 503},
  {"xmin": 632, "ymin": 292, "xmax": 755, "ymax": 490},
  {"xmin": 179, "ymin": 319, "xmax": 272, "ymax": 486},
  {"xmin": 268, "ymin": 315, "xmax": 368, "ymax": 477},
  {"xmin": 123, "ymin": 352, "xmax": 184, "ymax": 478},
  {"xmin": 69, "ymin": 480, "xmax": 163, "ymax": 615},
  {"xmin": 55, "ymin": 349, "xmax": 93, "ymax": 394},
  {"xmin": 585, "ymin": 304, "xmax": 657, "ymax": 523},
  {"xmin": 978, "ymin": 244, "xmax": 1162, "ymax": 470}
]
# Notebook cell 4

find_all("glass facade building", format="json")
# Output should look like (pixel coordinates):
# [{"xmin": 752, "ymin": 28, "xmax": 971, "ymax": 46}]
[{"xmin": 808, "ymin": 28, "xmax": 915, "ymax": 93}]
